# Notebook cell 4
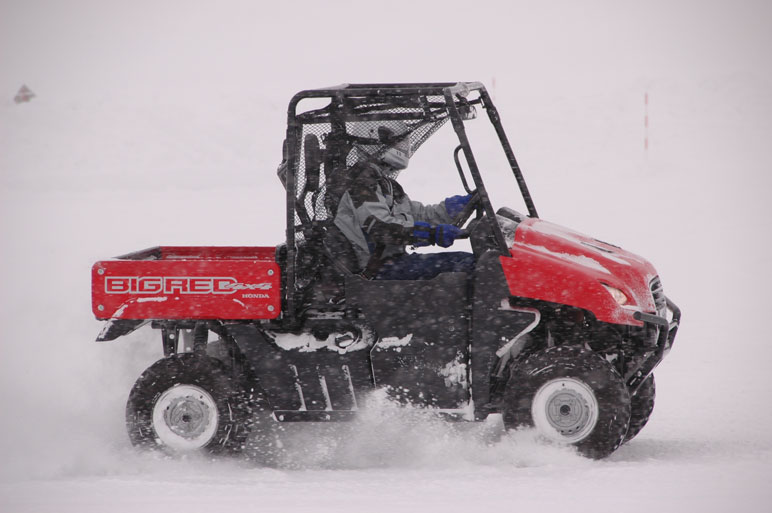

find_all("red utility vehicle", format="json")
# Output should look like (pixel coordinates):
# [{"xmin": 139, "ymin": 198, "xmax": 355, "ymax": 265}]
[{"xmin": 92, "ymin": 83, "xmax": 680, "ymax": 459}]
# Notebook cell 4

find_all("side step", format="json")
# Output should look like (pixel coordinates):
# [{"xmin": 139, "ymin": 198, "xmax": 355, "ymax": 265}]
[
  {"xmin": 272, "ymin": 409, "xmax": 474, "ymax": 422},
  {"xmin": 273, "ymin": 411, "xmax": 358, "ymax": 422}
]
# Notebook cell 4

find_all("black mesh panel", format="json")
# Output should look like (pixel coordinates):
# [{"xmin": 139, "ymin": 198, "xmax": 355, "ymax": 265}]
[{"xmin": 294, "ymin": 94, "xmax": 449, "ymax": 232}]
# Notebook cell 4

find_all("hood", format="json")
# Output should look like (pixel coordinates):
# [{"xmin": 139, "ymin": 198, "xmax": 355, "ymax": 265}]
[{"xmin": 502, "ymin": 217, "xmax": 660, "ymax": 325}]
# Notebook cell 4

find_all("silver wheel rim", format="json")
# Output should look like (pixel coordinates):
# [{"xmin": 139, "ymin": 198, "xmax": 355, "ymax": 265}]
[
  {"xmin": 531, "ymin": 377, "xmax": 599, "ymax": 443},
  {"xmin": 152, "ymin": 384, "xmax": 218, "ymax": 451}
]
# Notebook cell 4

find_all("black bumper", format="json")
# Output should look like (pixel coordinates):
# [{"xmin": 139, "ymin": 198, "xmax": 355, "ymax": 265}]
[{"xmin": 626, "ymin": 296, "xmax": 681, "ymax": 392}]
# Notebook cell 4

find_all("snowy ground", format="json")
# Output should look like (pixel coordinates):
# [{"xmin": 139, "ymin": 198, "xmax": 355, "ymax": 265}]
[{"xmin": 2, "ymin": 1, "xmax": 772, "ymax": 512}]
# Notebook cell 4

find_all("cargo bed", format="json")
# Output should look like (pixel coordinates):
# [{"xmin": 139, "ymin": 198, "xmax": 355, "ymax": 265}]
[{"xmin": 92, "ymin": 246, "xmax": 280, "ymax": 321}]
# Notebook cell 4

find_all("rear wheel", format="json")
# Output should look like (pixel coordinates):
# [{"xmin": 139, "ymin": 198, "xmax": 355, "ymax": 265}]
[
  {"xmin": 623, "ymin": 374, "xmax": 656, "ymax": 443},
  {"xmin": 126, "ymin": 354, "xmax": 251, "ymax": 454},
  {"xmin": 502, "ymin": 346, "xmax": 631, "ymax": 459}
]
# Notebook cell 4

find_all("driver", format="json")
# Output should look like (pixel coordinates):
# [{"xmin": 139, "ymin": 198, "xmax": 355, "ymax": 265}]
[{"xmin": 333, "ymin": 123, "xmax": 475, "ymax": 280}]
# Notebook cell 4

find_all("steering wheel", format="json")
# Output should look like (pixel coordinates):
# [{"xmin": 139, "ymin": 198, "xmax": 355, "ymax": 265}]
[{"xmin": 452, "ymin": 190, "xmax": 483, "ymax": 231}]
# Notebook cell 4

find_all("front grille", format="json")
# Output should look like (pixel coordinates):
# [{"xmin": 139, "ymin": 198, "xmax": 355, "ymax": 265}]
[{"xmin": 649, "ymin": 276, "xmax": 667, "ymax": 317}]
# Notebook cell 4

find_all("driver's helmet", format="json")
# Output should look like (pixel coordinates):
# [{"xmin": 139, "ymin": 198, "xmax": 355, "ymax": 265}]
[{"xmin": 369, "ymin": 121, "xmax": 411, "ymax": 172}]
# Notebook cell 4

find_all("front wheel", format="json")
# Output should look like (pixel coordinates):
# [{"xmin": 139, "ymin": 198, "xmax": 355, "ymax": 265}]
[
  {"xmin": 502, "ymin": 346, "xmax": 631, "ymax": 459},
  {"xmin": 126, "ymin": 354, "xmax": 251, "ymax": 454},
  {"xmin": 623, "ymin": 374, "xmax": 656, "ymax": 443}
]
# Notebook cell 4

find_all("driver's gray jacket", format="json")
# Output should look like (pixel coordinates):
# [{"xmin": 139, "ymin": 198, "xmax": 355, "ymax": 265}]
[{"xmin": 333, "ymin": 162, "xmax": 452, "ymax": 271}]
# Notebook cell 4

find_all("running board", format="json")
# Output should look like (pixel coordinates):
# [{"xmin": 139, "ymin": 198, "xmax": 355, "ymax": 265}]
[
  {"xmin": 273, "ymin": 411, "xmax": 358, "ymax": 422},
  {"xmin": 272, "ymin": 409, "xmax": 474, "ymax": 422}
]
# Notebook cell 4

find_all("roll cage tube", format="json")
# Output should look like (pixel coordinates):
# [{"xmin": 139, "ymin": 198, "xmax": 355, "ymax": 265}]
[
  {"xmin": 443, "ymin": 86, "xmax": 509, "ymax": 256},
  {"xmin": 442, "ymin": 83, "xmax": 538, "ymax": 220},
  {"xmin": 477, "ymin": 87, "xmax": 539, "ymax": 220},
  {"xmin": 453, "ymin": 145, "xmax": 474, "ymax": 194},
  {"xmin": 283, "ymin": 123, "xmax": 299, "ymax": 326}
]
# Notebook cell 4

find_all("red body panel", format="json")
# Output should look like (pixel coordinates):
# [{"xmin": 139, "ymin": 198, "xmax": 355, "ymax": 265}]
[
  {"xmin": 502, "ymin": 218, "xmax": 658, "ymax": 326},
  {"xmin": 92, "ymin": 246, "xmax": 280, "ymax": 320}
]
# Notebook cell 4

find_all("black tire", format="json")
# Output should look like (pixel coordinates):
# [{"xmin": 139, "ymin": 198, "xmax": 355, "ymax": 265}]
[
  {"xmin": 126, "ymin": 354, "xmax": 251, "ymax": 455},
  {"xmin": 502, "ymin": 346, "xmax": 631, "ymax": 459},
  {"xmin": 623, "ymin": 374, "xmax": 656, "ymax": 443}
]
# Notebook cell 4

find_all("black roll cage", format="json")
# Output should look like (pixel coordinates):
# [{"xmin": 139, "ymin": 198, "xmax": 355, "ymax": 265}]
[{"xmin": 282, "ymin": 82, "xmax": 538, "ymax": 322}]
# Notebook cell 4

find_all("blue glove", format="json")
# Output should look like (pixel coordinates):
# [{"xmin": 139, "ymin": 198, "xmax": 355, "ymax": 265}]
[
  {"xmin": 444, "ymin": 194, "xmax": 473, "ymax": 219},
  {"xmin": 413, "ymin": 222, "xmax": 463, "ymax": 247},
  {"xmin": 412, "ymin": 221, "xmax": 433, "ymax": 247},
  {"xmin": 434, "ymin": 224, "xmax": 463, "ymax": 248}
]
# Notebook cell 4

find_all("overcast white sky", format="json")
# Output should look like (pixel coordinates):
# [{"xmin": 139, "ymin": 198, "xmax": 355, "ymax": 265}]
[{"xmin": 2, "ymin": 0, "xmax": 771, "ymax": 93}]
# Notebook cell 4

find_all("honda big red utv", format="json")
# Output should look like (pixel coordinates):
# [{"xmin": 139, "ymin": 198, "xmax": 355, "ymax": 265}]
[{"xmin": 92, "ymin": 82, "xmax": 680, "ymax": 459}]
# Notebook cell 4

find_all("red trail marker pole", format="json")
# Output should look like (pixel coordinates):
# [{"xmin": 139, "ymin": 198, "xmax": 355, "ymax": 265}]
[{"xmin": 644, "ymin": 92, "xmax": 649, "ymax": 154}]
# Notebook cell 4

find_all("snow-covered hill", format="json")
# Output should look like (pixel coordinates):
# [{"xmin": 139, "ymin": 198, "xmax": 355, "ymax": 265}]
[{"xmin": 1, "ymin": 1, "xmax": 771, "ymax": 512}]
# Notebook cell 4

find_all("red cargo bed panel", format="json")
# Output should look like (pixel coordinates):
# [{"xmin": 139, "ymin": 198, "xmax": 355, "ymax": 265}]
[{"xmin": 92, "ymin": 246, "xmax": 280, "ymax": 320}]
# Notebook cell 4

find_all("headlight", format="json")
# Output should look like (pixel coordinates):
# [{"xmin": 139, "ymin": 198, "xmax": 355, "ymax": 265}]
[{"xmin": 602, "ymin": 284, "xmax": 628, "ymax": 306}]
